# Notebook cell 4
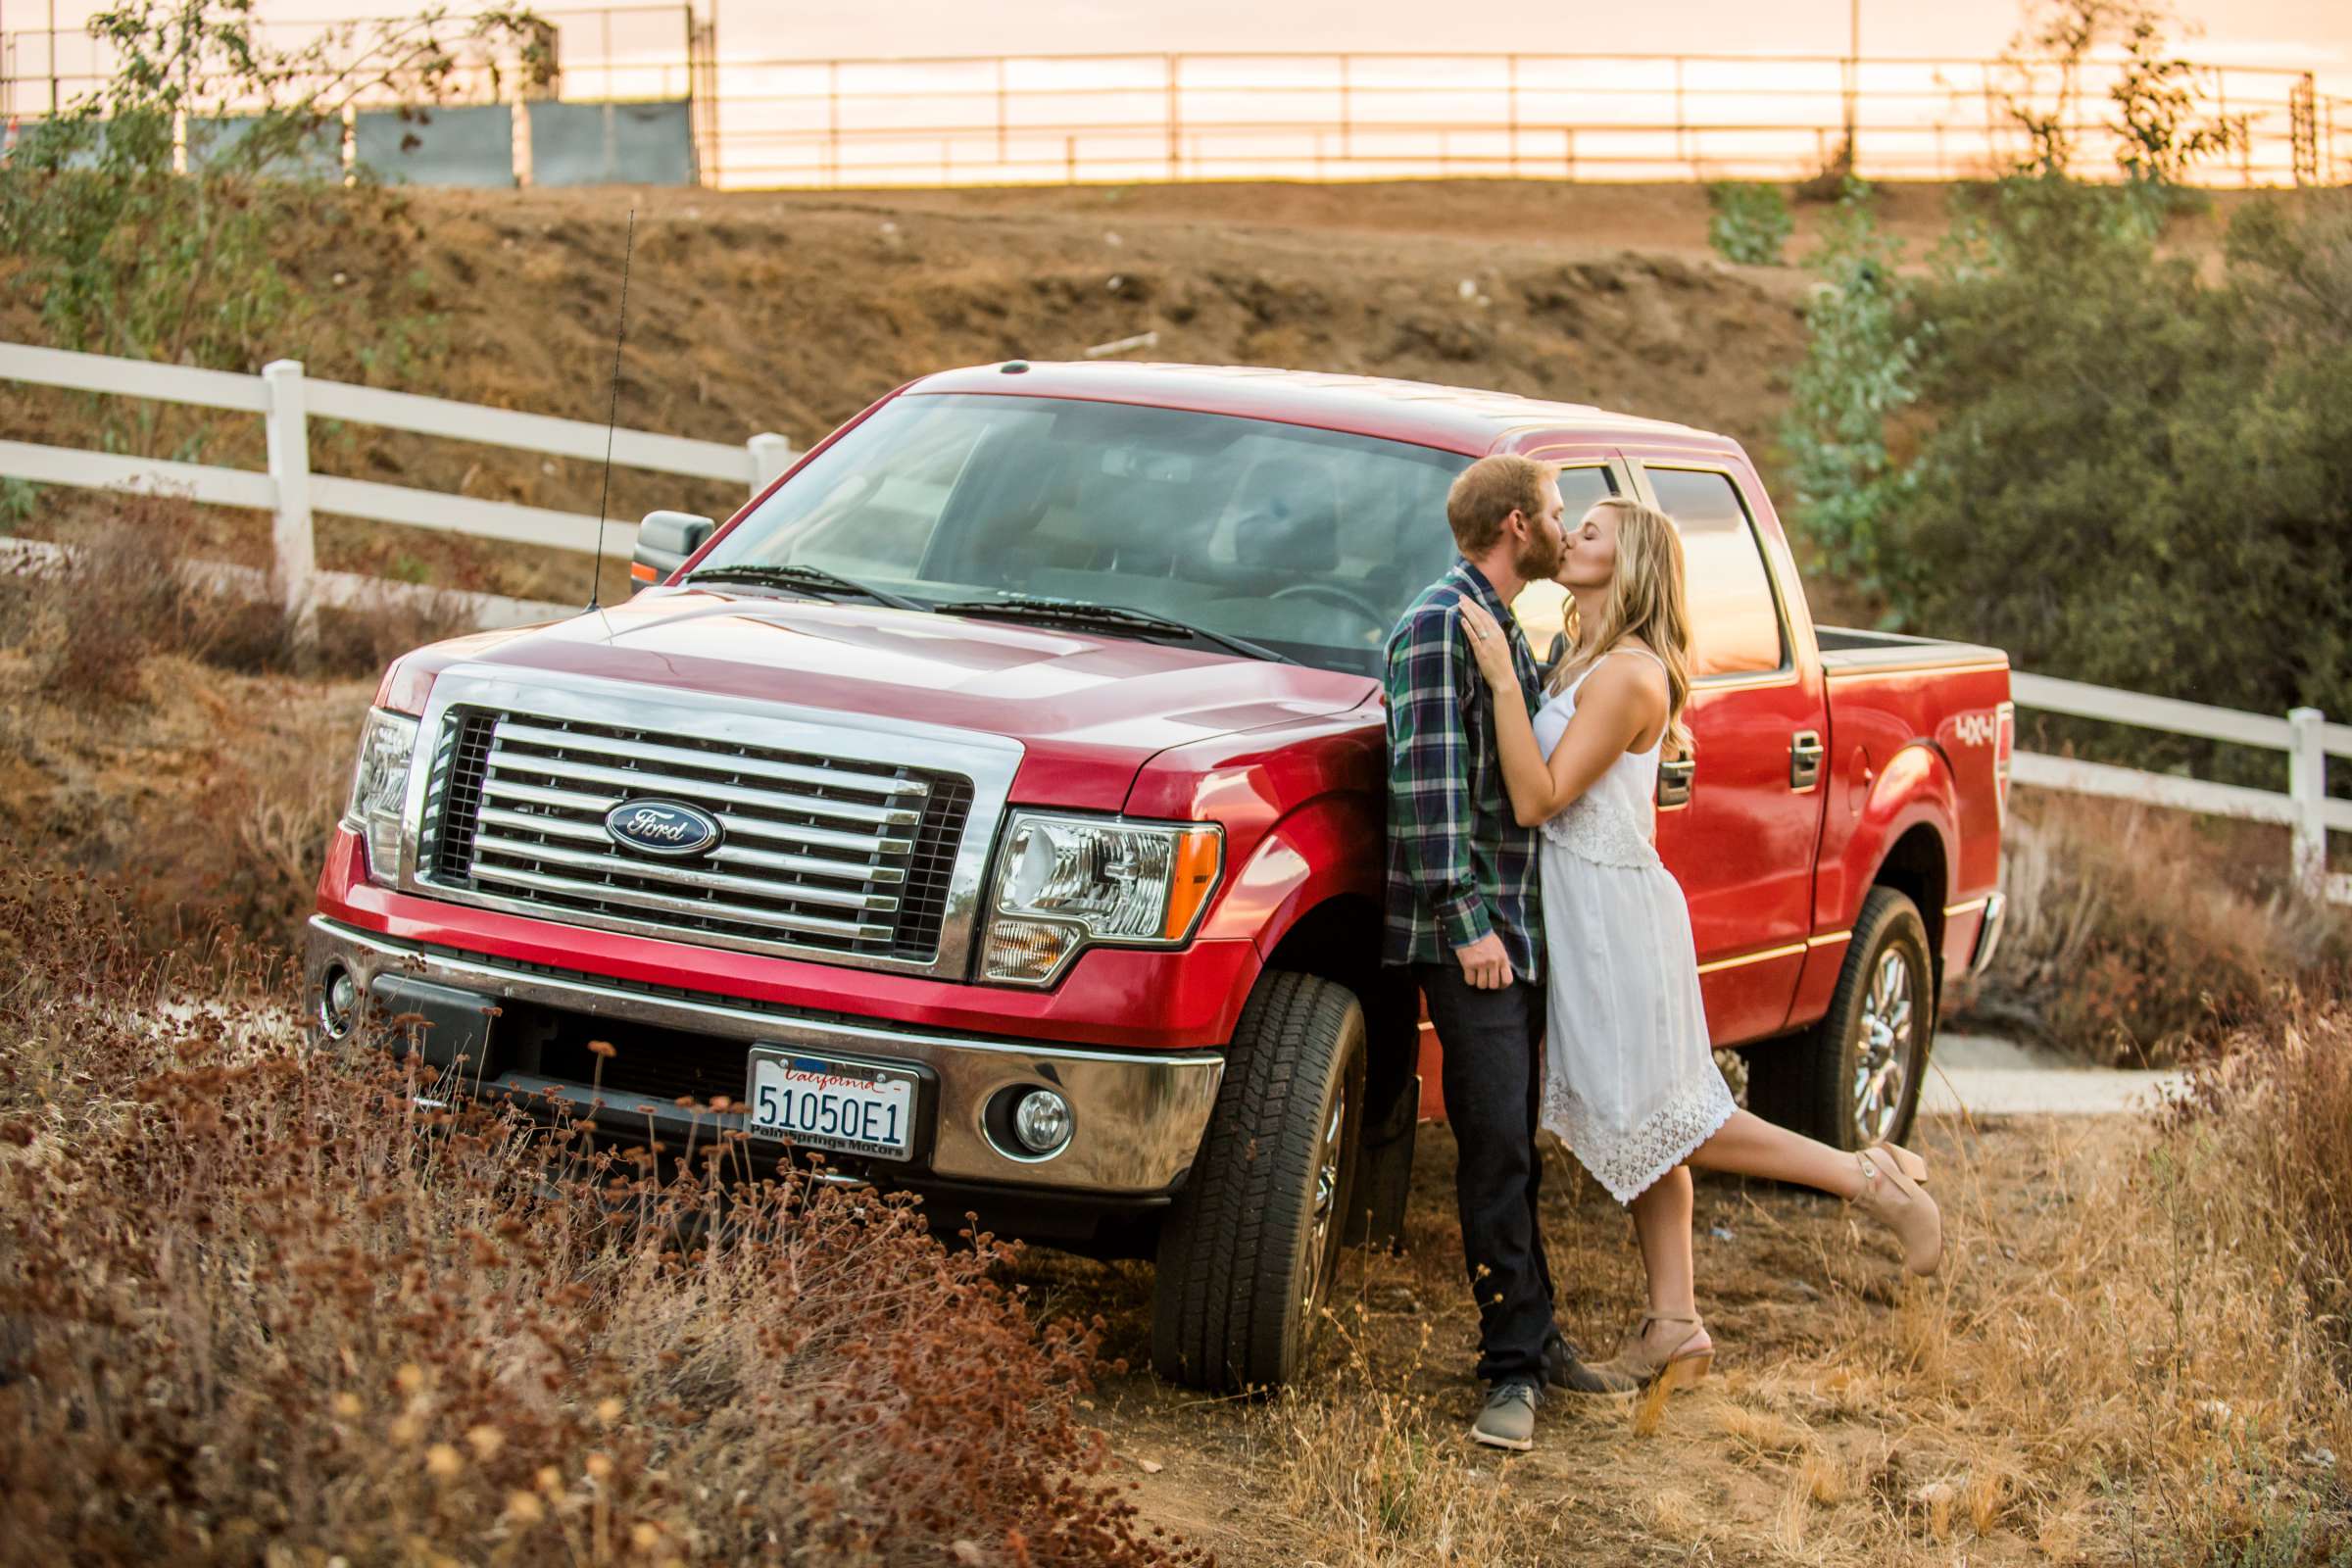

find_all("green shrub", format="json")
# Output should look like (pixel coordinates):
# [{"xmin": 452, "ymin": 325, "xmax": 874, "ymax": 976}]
[
  {"xmin": 0, "ymin": 1, "xmax": 551, "ymax": 394},
  {"xmin": 1777, "ymin": 7, "xmax": 2350, "ymax": 790},
  {"xmin": 1969, "ymin": 793, "xmax": 2348, "ymax": 1063},
  {"xmin": 1777, "ymin": 178, "xmax": 1917, "ymax": 587},
  {"xmin": 1870, "ymin": 181, "xmax": 2352, "ymax": 783},
  {"xmin": 1779, "ymin": 88, "xmax": 2349, "ymax": 785},
  {"xmin": 1705, "ymin": 180, "xmax": 1792, "ymax": 267}
]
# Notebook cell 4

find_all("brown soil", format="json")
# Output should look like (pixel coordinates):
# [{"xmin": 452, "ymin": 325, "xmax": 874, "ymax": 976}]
[
  {"xmin": 0, "ymin": 634, "xmax": 373, "ymax": 958},
  {"xmin": 7, "ymin": 180, "xmax": 1835, "ymax": 606},
  {"xmin": 1023, "ymin": 1108, "xmax": 2336, "ymax": 1565},
  {"xmin": 4, "ymin": 177, "xmax": 2257, "ymax": 609}
]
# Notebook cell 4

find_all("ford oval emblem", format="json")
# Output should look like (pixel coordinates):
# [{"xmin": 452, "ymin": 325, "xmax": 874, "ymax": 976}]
[{"xmin": 604, "ymin": 798, "xmax": 722, "ymax": 858}]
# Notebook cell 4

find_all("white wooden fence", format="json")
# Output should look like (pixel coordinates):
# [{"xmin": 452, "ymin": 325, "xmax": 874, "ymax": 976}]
[
  {"xmin": 0, "ymin": 340, "xmax": 2345, "ymax": 902},
  {"xmin": 2010, "ymin": 675, "xmax": 2351, "ymax": 906},
  {"xmin": 0, "ymin": 340, "xmax": 792, "ymax": 638}
]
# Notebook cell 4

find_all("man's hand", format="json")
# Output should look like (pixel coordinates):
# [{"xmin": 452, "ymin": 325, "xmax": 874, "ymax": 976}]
[{"xmin": 1453, "ymin": 932, "xmax": 1515, "ymax": 991}]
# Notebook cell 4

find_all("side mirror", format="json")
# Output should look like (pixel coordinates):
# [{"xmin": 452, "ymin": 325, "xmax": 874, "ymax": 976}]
[
  {"xmin": 629, "ymin": 510, "xmax": 716, "ymax": 592},
  {"xmin": 1539, "ymin": 629, "xmax": 1569, "ymax": 680}
]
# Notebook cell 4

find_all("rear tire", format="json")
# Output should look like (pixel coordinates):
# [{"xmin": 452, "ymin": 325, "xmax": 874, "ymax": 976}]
[
  {"xmin": 1746, "ymin": 887, "xmax": 1935, "ymax": 1151},
  {"xmin": 1151, "ymin": 970, "xmax": 1365, "ymax": 1394}
]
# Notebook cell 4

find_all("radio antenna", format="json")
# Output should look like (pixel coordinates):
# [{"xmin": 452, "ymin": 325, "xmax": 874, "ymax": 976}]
[{"xmin": 586, "ymin": 206, "xmax": 637, "ymax": 612}]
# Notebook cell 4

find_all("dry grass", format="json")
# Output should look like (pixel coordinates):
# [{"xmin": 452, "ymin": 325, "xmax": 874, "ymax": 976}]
[
  {"xmin": 2181, "ymin": 995, "xmax": 2352, "ymax": 1392},
  {"xmin": 7, "ymin": 486, "xmax": 488, "ymax": 687},
  {"xmin": 0, "ymin": 866, "xmax": 1187, "ymax": 1566},
  {"xmin": 1074, "ymin": 999, "xmax": 2352, "ymax": 1565},
  {"xmin": 1963, "ymin": 793, "xmax": 2349, "ymax": 1064},
  {"xmin": 0, "ymin": 491, "xmax": 497, "ymax": 960},
  {"xmin": 7, "ymin": 492, "xmax": 283, "ymax": 701},
  {"xmin": 1253, "ymin": 1316, "xmax": 1558, "ymax": 1564}
]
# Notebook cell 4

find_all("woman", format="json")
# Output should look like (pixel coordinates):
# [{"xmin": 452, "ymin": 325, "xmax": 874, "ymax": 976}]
[{"xmin": 1455, "ymin": 495, "xmax": 1941, "ymax": 1394}]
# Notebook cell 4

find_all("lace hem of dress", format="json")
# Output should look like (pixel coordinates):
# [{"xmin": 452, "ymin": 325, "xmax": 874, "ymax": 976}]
[
  {"xmin": 1539, "ymin": 796, "xmax": 1660, "ymax": 869},
  {"xmin": 1544, "ymin": 1071, "xmax": 1739, "ymax": 1206}
]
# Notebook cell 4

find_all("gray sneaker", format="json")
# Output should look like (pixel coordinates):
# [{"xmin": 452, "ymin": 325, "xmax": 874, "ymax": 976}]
[{"xmin": 1470, "ymin": 1378, "xmax": 1540, "ymax": 1451}]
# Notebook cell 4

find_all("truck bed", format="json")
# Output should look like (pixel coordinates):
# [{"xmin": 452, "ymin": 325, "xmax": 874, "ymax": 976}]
[{"xmin": 1817, "ymin": 626, "xmax": 2008, "ymax": 676}]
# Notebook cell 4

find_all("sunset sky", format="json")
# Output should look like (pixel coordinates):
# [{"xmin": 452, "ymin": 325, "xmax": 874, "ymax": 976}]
[
  {"xmin": 725, "ymin": 0, "xmax": 2346, "ymax": 69},
  {"xmin": 7, "ymin": 0, "xmax": 2347, "ymax": 187},
  {"xmin": 13, "ymin": 0, "xmax": 2349, "ymax": 75}
]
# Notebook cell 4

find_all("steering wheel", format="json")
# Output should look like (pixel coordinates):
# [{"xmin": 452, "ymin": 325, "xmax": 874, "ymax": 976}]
[{"xmin": 1269, "ymin": 581, "xmax": 1389, "ymax": 627}]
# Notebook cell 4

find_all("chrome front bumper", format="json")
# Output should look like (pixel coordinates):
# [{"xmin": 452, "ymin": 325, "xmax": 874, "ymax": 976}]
[{"xmin": 306, "ymin": 917, "xmax": 1224, "ymax": 1197}]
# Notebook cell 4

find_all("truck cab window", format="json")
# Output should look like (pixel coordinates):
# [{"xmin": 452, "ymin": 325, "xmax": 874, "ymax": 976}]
[
  {"xmin": 699, "ymin": 393, "xmax": 1472, "ymax": 677},
  {"xmin": 1642, "ymin": 466, "xmax": 1787, "ymax": 678}
]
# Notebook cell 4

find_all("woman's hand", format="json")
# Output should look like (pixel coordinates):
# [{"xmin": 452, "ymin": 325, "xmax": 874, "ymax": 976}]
[{"xmin": 1454, "ymin": 599, "xmax": 1518, "ymax": 690}]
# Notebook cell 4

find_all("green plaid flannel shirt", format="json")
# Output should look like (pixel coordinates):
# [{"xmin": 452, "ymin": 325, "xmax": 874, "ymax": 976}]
[{"xmin": 1381, "ymin": 560, "xmax": 1545, "ymax": 980}]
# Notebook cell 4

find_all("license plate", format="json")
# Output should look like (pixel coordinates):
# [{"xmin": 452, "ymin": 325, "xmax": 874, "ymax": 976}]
[{"xmin": 746, "ymin": 1050, "xmax": 916, "ymax": 1159}]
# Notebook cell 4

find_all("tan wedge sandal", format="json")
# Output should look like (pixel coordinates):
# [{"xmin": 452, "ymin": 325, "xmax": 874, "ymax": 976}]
[
  {"xmin": 1882, "ymin": 1143, "xmax": 1931, "ymax": 1187},
  {"xmin": 1849, "ymin": 1145, "xmax": 1943, "ymax": 1275},
  {"xmin": 1596, "ymin": 1312, "xmax": 1714, "ymax": 1392}
]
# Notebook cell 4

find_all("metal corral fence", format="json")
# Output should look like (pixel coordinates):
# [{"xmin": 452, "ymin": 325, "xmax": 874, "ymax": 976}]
[
  {"xmin": 1, "ymin": 6, "xmax": 2345, "ymax": 189},
  {"xmin": 690, "ymin": 50, "xmax": 2350, "ymax": 191},
  {"xmin": 1, "ymin": 339, "xmax": 2345, "ymax": 903}
]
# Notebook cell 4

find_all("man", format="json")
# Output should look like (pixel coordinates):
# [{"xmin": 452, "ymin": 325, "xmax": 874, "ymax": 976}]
[{"xmin": 1382, "ymin": 453, "xmax": 1631, "ymax": 1453}]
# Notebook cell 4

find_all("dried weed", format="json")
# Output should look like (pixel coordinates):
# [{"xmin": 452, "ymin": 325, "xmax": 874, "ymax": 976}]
[
  {"xmin": 0, "ymin": 866, "xmax": 1191, "ymax": 1567},
  {"xmin": 1259, "ymin": 1313, "xmax": 1549, "ymax": 1565},
  {"xmin": 1969, "ymin": 794, "xmax": 2349, "ymax": 1064}
]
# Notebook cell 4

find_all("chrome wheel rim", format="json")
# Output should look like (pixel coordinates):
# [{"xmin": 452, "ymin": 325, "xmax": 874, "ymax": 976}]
[
  {"xmin": 1303, "ymin": 1083, "xmax": 1348, "ymax": 1317},
  {"xmin": 1852, "ymin": 947, "xmax": 1916, "ymax": 1147}
]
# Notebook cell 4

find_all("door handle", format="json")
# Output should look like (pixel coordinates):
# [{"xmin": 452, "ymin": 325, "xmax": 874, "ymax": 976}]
[
  {"xmin": 1656, "ymin": 758, "xmax": 1694, "ymax": 808},
  {"xmin": 1789, "ymin": 730, "xmax": 1825, "ymax": 791}
]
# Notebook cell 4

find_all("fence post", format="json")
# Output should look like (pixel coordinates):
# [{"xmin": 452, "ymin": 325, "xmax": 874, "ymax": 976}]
[
  {"xmin": 2288, "ymin": 706, "xmax": 2327, "ymax": 893},
  {"xmin": 746, "ymin": 432, "xmax": 793, "ymax": 494},
  {"xmin": 262, "ymin": 359, "xmax": 318, "ymax": 654}
]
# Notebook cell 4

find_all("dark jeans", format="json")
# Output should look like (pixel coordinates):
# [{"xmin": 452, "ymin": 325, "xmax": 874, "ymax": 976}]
[{"xmin": 1416, "ymin": 961, "xmax": 1560, "ymax": 1385}]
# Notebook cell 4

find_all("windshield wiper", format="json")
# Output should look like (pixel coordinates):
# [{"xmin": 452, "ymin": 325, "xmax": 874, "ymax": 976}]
[
  {"xmin": 684, "ymin": 562, "xmax": 926, "ymax": 612},
  {"xmin": 932, "ymin": 593, "xmax": 1296, "ymax": 664}
]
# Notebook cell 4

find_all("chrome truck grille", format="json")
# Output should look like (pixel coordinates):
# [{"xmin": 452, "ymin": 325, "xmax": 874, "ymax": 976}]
[{"xmin": 416, "ymin": 708, "xmax": 975, "ymax": 965}]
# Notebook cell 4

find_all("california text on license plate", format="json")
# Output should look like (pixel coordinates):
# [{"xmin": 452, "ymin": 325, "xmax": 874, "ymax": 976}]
[{"xmin": 746, "ymin": 1050, "xmax": 917, "ymax": 1159}]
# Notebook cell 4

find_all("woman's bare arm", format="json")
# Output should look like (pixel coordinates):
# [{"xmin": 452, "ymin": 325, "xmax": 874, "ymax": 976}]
[
  {"xmin": 1516, "ymin": 662, "xmax": 1659, "ymax": 825},
  {"xmin": 1456, "ymin": 602, "xmax": 1665, "ymax": 826}
]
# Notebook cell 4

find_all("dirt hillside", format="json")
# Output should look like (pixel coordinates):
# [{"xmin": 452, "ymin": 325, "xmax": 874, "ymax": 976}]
[
  {"xmin": 6, "ymin": 179, "xmax": 1833, "ymax": 603},
  {"xmin": 5, "ymin": 176, "xmax": 2261, "ymax": 607}
]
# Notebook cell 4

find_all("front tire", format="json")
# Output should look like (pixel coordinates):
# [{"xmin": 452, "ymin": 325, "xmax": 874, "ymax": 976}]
[
  {"xmin": 1151, "ymin": 970, "xmax": 1365, "ymax": 1394},
  {"xmin": 1747, "ymin": 887, "xmax": 1935, "ymax": 1150}
]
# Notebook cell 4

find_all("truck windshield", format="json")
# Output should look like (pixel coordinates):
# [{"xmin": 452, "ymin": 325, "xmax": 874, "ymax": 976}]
[{"xmin": 696, "ymin": 392, "xmax": 1473, "ymax": 676}]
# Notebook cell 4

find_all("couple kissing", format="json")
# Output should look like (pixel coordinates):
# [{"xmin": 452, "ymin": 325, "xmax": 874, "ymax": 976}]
[{"xmin": 1380, "ymin": 454, "xmax": 1944, "ymax": 1453}]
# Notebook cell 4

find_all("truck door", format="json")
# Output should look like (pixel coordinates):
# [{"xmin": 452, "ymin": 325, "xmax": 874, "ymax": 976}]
[{"xmin": 1634, "ymin": 460, "xmax": 1830, "ymax": 1046}]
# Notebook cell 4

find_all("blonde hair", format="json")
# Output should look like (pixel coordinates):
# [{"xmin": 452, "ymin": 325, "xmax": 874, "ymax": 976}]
[
  {"xmin": 1445, "ymin": 454, "xmax": 1557, "ymax": 556},
  {"xmin": 1546, "ymin": 496, "xmax": 1695, "ymax": 760}
]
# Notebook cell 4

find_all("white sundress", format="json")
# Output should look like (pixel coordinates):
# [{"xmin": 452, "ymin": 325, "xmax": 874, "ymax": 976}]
[{"xmin": 1534, "ymin": 649, "xmax": 1737, "ymax": 1204}]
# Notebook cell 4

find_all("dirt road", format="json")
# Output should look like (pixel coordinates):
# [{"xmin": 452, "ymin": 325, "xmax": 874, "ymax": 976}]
[
  {"xmin": 1017, "ymin": 1092, "xmax": 2245, "ymax": 1566},
  {"xmin": 1923, "ymin": 1033, "xmax": 2185, "ymax": 1117}
]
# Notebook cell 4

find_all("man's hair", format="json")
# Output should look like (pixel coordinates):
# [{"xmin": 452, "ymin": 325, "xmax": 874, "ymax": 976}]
[{"xmin": 1445, "ymin": 455, "xmax": 1556, "ymax": 555}]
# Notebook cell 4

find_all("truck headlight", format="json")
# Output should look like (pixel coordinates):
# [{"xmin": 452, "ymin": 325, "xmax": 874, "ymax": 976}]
[
  {"xmin": 341, "ymin": 708, "xmax": 419, "ymax": 888},
  {"xmin": 981, "ymin": 812, "xmax": 1221, "ymax": 985}
]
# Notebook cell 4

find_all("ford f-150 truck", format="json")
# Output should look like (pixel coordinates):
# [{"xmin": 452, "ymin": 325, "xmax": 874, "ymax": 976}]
[{"xmin": 308, "ymin": 361, "xmax": 2012, "ymax": 1393}]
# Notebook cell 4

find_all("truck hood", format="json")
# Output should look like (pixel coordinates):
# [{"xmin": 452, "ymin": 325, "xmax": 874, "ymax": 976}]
[{"xmin": 402, "ymin": 588, "xmax": 1380, "ymax": 810}]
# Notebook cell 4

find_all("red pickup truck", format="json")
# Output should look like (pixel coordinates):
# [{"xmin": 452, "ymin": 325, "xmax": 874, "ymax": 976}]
[{"xmin": 309, "ymin": 362, "xmax": 2011, "ymax": 1393}]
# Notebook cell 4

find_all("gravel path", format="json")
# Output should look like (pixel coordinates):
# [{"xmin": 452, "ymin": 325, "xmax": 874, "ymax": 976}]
[{"xmin": 1919, "ymin": 1033, "xmax": 2185, "ymax": 1117}]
